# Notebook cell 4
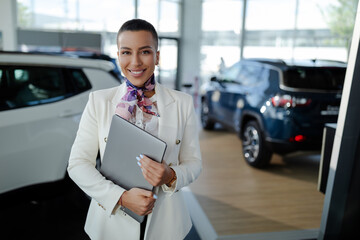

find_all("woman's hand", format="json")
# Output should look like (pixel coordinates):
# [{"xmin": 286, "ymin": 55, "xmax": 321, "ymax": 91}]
[
  {"xmin": 119, "ymin": 188, "xmax": 157, "ymax": 216},
  {"xmin": 137, "ymin": 154, "xmax": 174, "ymax": 187}
]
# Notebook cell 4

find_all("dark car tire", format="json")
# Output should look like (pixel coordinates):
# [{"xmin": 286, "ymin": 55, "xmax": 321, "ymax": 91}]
[
  {"xmin": 201, "ymin": 99, "xmax": 215, "ymax": 130},
  {"xmin": 241, "ymin": 120, "xmax": 272, "ymax": 168}
]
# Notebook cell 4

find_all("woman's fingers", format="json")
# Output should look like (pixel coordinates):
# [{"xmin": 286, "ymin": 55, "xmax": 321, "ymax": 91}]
[
  {"xmin": 138, "ymin": 154, "xmax": 162, "ymax": 172},
  {"xmin": 121, "ymin": 188, "xmax": 157, "ymax": 215},
  {"xmin": 137, "ymin": 155, "xmax": 169, "ymax": 186},
  {"xmin": 142, "ymin": 165, "xmax": 163, "ymax": 186}
]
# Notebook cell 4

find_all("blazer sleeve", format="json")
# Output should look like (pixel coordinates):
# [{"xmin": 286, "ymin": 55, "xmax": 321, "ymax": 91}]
[
  {"xmin": 162, "ymin": 95, "xmax": 202, "ymax": 193},
  {"xmin": 67, "ymin": 92, "xmax": 124, "ymax": 217}
]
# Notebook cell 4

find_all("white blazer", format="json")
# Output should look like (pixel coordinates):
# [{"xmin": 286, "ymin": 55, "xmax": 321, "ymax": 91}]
[{"xmin": 67, "ymin": 82, "xmax": 202, "ymax": 240}]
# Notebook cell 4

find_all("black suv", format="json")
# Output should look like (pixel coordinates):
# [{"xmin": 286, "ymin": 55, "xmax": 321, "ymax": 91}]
[{"xmin": 200, "ymin": 58, "xmax": 346, "ymax": 168}]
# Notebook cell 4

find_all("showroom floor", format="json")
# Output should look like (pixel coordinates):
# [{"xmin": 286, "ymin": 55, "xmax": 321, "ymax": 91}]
[
  {"xmin": 0, "ymin": 180, "xmax": 90, "ymax": 240},
  {"xmin": 0, "ymin": 122, "xmax": 323, "ymax": 240},
  {"xmin": 188, "ymin": 124, "xmax": 324, "ymax": 240}
]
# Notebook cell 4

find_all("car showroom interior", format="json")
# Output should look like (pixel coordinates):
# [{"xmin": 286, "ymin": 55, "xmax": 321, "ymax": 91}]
[{"xmin": 1, "ymin": 0, "xmax": 360, "ymax": 240}]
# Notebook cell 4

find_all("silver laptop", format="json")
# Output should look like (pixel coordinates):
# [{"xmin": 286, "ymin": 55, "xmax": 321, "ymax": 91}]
[{"xmin": 100, "ymin": 114, "xmax": 167, "ymax": 223}]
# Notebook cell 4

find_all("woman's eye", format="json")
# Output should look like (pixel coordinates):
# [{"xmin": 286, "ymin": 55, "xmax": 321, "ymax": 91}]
[
  {"xmin": 141, "ymin": 50, "xmax": 150, "ymax": 54},
  {"xmin": 121, "ymin": 51, "xmax": 131, "ymax": 55}
]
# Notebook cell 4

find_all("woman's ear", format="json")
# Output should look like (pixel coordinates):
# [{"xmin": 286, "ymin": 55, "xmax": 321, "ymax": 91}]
[{"xmin": 156, "ymin": 51, "xmax": 160, "ymax": 65}]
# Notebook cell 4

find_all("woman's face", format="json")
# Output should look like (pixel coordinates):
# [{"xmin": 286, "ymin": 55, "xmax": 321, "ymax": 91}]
[{"xmin": 117, "ymin": 30, "xmax": 159, "ymax": 87}]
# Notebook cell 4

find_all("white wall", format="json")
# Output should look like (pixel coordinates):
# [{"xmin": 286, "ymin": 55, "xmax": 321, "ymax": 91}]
[
  {"xmin": 179, "ymin": 0, "xmax": 202, "ymax": 90},
  {"xmin": 0, "ymin": 0, "xmax": 17, "ymax": 50}
]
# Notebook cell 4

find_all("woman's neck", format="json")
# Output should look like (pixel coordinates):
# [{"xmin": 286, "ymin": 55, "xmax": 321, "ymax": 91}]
[{"xmin": 144, "ymin": 90, "xmax": 155, "ymax": 98}]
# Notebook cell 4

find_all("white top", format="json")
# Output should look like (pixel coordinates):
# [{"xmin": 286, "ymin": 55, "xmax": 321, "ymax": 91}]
[{"xmin": 130, "ymin": 94, "xmax": 159, "ymax": 137}]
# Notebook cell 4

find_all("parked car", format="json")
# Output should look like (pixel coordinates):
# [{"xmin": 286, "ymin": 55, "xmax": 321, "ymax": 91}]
[
  {"xmin": 200, "ymin": 58, "xmax": 346, "ymax": 168},
  {"xmin": 30, "ymin": 49, "xmax": 124, "ymax": 82},
  {"xmin": 0, "ymin": 51, "xmax": 120, "ymax": 196}
]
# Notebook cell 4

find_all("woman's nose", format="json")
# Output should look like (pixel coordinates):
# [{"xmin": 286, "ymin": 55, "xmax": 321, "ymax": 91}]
[{"xmin": 131, "ymin": 54, "xmax": 142, "ymax": 66}]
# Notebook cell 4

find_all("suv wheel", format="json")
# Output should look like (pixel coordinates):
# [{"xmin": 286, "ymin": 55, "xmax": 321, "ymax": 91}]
[
  {"xmin": 201, "ymin": 99, "xmax": 215, "ymax": 130},
  {"xmin": 241, "ymin": 120, "xmax": 272, "ymax": 168}
]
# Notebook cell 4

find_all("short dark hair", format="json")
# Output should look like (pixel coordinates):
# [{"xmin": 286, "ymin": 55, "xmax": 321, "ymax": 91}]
[{"xmin": 117, "ymin": 19, "xmax": 159, "ymax": 50}]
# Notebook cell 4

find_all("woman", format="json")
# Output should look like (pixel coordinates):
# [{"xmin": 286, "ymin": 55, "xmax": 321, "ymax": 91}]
[{"xmin": 67, "ymin": 19, "xmax": 202, "ymax": 240}]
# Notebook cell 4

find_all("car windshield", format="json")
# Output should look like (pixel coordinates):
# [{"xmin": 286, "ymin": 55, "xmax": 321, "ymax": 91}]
[{"xmin": 283, "ymin": 67, "xmax": 346, "ymax": 91}]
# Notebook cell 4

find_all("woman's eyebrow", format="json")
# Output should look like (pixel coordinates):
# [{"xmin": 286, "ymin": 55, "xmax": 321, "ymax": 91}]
[
  {"xmin": 120, "ymin": 46, "xmax": 153, "ymax": 50},
  {"xmin": 139, "ymin": 46, "xmax": 153, "ymax": 50}
]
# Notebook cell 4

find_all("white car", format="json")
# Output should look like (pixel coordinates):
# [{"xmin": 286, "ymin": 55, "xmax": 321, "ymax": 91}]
[{"xmin": 0, "ymin": 52, "xmax": 120, "ymax": 195}]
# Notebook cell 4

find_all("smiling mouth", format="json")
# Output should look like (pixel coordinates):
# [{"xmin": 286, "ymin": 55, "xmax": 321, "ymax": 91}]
[{"xmin": 129, "ymin": 69, "xmax": 145, "ymax": 74}]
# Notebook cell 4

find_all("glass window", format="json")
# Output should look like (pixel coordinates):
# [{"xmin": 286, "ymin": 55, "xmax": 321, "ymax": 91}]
[
  {"xmin": 138, "ymin": 0, "xmax": 181, "ymax": 36},
  {"xmin": 14, "ymin": 69, "xmax": 29, "ymax": 82},
  {"xmin": 0, "ymin": 68, "xmax": 7, "ymax": 110},
  {"xmin": 159, "ymin": 1, "xmax": 180, "ymax": 34},
  {"xmin": 15, "ymin": 67, "xmax": 66, "ymax": 105},
  {"xmin": 202, "ymin": 0, "xmax": 242, "ymax": 32},
  {"xmin": 297, "ymin": 0, "xmax": 338, "ymax": 29},
  {"xmin": 201, "ymin": 0, "xmax": 242, "ymax": 81},
  {"xmin": 243, "ymin": 0, "xmax": 297, "ymax": 60},
  {"xmin": 81, "ymin": 0, "xmax": 135, "ymax": 32},
  {"xmin": 69, "ymin": 68, "xmax": 91, "ymax": 92},
  {"xmin": 0, "ymin": 69, "xmax": 3, "ymax": 84},
  {"xmin": 17, "ymin": 0, "xmax": 135, "ymax": 32},
  {"xmin": 242, "ymin": 0, "xmax": 352, "ymax": 61},
  {"xmin": 157, "ymin": 38, "xmax": 178, "ymax": 89},
  {"xmin": 222, "ymin": 62, "xmax": 241, "ymax": 82},
  {"xmin": 238, "ymin": 63, "xmax": 263, "ymax": 86},
  {"xmin": 17, "ymin": 0, "xmax": 182, "ymax": 62},
  {"xmin": 138, "ymin": 0, "xmax": 158, "ymax": 29},
  {"xmin": 246, "ymin": 0, "xmax": 296, "ymax": 30},
  {"xmin": 283, "ymin": 67, "xmax": 346, "ymax": 90},
  {"xmin": 0, "ymin": 66, "xmax": 84, "ymax": 111}
]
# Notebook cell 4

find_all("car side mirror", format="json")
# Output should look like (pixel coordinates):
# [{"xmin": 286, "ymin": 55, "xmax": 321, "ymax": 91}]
[{"xmin": 210, "ymin": 76, "xmax": 217, "ymax": 82}]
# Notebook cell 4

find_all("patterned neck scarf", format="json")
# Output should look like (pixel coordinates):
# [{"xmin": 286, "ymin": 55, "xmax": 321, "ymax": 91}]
[{"xmin": 115, "ymin": 74, "xmax": 160, "ymax": 120}]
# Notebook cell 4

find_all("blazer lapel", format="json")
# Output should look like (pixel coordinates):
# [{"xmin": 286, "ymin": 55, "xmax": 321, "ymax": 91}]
[
  {"xmin": 156, "ymin": 83, "xmax": 177, "ymax": 162},
  {"xmin": 105, "ymin": 83, "xmax": 127, "ymax": 133},
  {"xmin": 110, "ymin": 82, "xmax": 127, "ymax": 109}
]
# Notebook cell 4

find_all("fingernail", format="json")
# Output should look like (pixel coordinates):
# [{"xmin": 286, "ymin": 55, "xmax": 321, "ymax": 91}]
[
  {"xmin": 136, "ymin": 156, "xmax": 141, "ymax": 161},
  {"xmin": 137, "ymin": 161, "xmax": 141, "ymax": 167},
  {"xmin": 140, "ymin": 154, "xmax": 144, "ymax": 159},
  {"xmin": 153, "ymin": 194, "xmax": 158, "ymax": 199}
]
